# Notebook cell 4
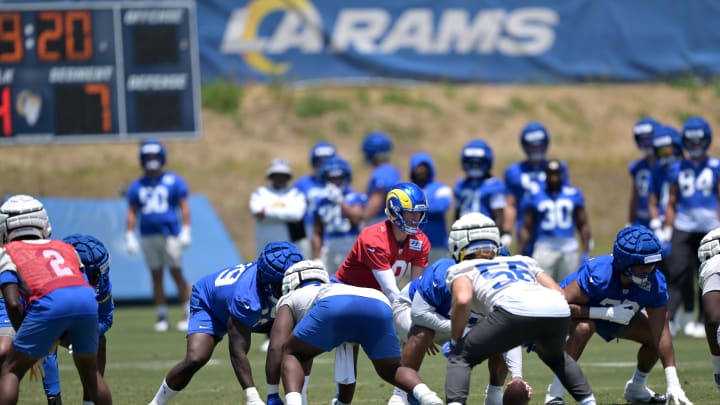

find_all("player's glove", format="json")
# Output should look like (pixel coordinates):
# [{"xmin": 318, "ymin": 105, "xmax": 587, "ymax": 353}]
[
  {"xmin": 178, "ymin": 225, "xmax": 192, "ymax": 248},
  {"xmin": 441, "ymin": 340, "xmax": 457, "ymax": 358},
  {"xmin": 324, "ymin": 183, "xmax": 344, "ymax": 205},
  {"xmin": 665, "ymin": 366, "xmax": 693, "ymax": 405},
  {"xmin": 125, "ymin": 231, "xmax": 139, "ymax": 255},
  {"xmin": 266, "ymin": 393, "xmax": 283, "ymax": 405},
  {"xmin": 589, "ymin": 305, "xmax": 635, "ymax": 325},
  {"xmin": 666, "ymin": 384, "xmax": 692, "ymax": 405},
  {"xmin": 500, "ymin": 233, "xmax": 513, "ymax": 249}
]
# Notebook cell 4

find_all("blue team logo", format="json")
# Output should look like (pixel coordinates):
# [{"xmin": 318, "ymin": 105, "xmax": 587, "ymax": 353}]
[{"xmin": 409, "ymin": 239, "xmax": 423, "ymax": 251}]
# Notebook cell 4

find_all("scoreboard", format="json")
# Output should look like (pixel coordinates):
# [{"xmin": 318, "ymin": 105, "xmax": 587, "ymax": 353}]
[{"xmin": 0, "ymin": 1, "xmax": 201, "ymax": 144}]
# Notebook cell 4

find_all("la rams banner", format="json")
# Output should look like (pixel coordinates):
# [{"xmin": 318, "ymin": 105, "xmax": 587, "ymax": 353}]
[{"xmin": 199, "ymin": 0, "xmax": 720, "ymax": 83}]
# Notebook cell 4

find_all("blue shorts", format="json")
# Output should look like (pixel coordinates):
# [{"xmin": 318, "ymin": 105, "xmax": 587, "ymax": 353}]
[
  {"xmin": 187, "ymin": 286, "xmax": 226, "ymax": 339},
  {"xmin": 294, "ymin": 295, "xmax": 400, "ymax": 360},
  {"xmin": 14, "ymin": 286, "xmax": 98, "ymax": 357},
  {"xmin": 0, "ymin": 297, "xmax": 12, "ymax": 335},
  {"xmin": 594, "ymin": 318, "xmax": 626, "ymax": 342}
]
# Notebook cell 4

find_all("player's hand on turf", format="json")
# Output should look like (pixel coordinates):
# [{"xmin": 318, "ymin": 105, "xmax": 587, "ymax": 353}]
[
  {"xmin": 266, "ymin": 393, "xmax": 283, "ymax": 405},
  {"xmin": 666, "ymin": 384, "xmax": 692, "ymax": 405}
]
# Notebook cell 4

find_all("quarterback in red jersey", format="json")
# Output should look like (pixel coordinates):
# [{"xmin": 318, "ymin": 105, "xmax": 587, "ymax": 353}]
[
  {"xmin": 335, "ymin": 182, "xmax": 430, "ymax": 303},
  {"xmin": 331, "ymin": 182, "xmax": 429, "ymax": 405}
]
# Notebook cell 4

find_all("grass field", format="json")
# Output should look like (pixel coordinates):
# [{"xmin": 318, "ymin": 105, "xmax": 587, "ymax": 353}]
[{"xmin": 16, "ymin": 305, "xmax": 716, "ymax": 405}]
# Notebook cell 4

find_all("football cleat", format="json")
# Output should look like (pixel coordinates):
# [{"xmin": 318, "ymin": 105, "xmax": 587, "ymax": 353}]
[
  {"xmin": 623, "ymin": 381, "xmax": 666, "ymax": 404},
  {"xmin": 176, "ymin": 319, "xmax": 188, "ymax": 332},
  {"xmin": 259, "ymin": 337, "xmax": 270, "ymax": 353},
  {"xmin": 154, "ymin": 318, "xmax": 169, "ymax": 333},
  {"xmin": 714, "ymin": 373, "xmax": 720, "ymax": 390},
  {"xmin": 387, "ymin": 392, "xmax": 408, "ymax": 405},
  {"xmin": 544, "ymin": 396, "xmax": 564, "ymax": 405}
]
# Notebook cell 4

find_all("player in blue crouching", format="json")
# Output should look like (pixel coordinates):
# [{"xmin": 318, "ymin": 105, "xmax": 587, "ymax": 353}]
[
  {"xmin": 40, "ymin": 234, "xmax": 114, "ymax": 405},
  {"xmin": 148, "ymin": 241, "xmax": 303, "ymax": 405},
  {"xmin": 544, "ymin": 226, "xmax": 691, "ymax": 405},
  {"xmin": 266, "ymin": 260, "xmax": 443, "ymax": 405}
]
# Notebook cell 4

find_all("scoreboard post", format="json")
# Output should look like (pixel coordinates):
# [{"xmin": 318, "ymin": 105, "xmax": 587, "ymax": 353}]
[{"xmin": 0, "ymin": 1, "xmax": 201, "ymax": 144}]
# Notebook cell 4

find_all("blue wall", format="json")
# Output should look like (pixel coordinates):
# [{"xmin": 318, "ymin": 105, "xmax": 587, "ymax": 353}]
[{"xmin": 39, "ymin": 195, "xmax": 242, "ymax": 302}]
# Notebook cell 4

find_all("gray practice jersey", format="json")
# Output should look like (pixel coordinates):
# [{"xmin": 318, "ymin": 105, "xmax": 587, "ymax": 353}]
[{"xmin": 445, "ymin": 255, "xmax": 569, "ymax": 318}]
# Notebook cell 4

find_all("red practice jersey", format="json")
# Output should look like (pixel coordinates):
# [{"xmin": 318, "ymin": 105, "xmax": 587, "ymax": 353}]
[
  {"xmin": 335, "ymin": 220, "xmax": 430, "ymax": 290},
  {"xmin": 2, "ymin": 240, "xmax": 90, "ymax": 302}
]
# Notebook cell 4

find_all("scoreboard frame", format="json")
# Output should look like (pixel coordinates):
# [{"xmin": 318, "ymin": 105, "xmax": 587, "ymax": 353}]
[{"xmin": 0, "ymin": 0, "xmax": 201, "ymax": 144}]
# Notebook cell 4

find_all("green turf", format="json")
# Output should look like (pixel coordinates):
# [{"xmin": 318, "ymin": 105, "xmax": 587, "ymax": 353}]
[{"xmin": 18, "ymin": 305, "xmax": 716, "ymax": 404}]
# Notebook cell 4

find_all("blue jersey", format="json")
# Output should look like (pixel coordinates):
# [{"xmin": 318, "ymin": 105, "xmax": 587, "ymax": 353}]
[
  {"xmin": 667, "ymin": 157, "xmax": 720, "ymax": 232},
  {"xmin": 366, "ymin": 162, "xmax": 401, "ymax": 220},
  {"xmin": 521, "ymin": 185, "xmax": 585, "ymax": 241},
  {"xmin": 126, "ymin": 171, "xmax": 189, "ymax": 236},
  {"xmin": 504, "ymin": 160, "xmax": 570, "ymax": 209},
  {"xmin": 560, "ymin": 255, "xmax": 668, "ymax": 310},
  {"xmin": 454, "ymin": 176, "xmax": 506, "ymax": 220},
  {"xmin": 628, "ymin": 158, "xmax": 654, "ymax": 227},
  {"xmin": 410, "ymin": 153, "xmax": 453, "ymax": 249},
  {"xmin": 294, "ymin": 174, "xmax": 326, "ymax": 229},
  {"xmin": 193, "ymin": 262, "xmax": 275, "ymax": 333},
  {"xmin": 412, "ymin": 258, "xmax": 455, "ymax": 318},
  {"xmin": 314, "ymin": 187, "xmax": 366, "ymax": 239}
]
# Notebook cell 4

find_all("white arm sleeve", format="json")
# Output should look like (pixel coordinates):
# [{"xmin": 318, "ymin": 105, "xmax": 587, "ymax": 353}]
[
  {"xmin": 372, "ymin": 269, "xmax": 400, "ymax": 303},
  {"xmin": 410, "ymin": 292, "xmax": 450, "ymax": 334},
  {"xmin": 503, "ymin": 346, "xmax": 523, "ymax": 378}
]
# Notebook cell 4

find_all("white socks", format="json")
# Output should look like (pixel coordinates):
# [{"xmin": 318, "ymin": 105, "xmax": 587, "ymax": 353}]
[
  {"xmin": 548, "ymin": 376, "xmax": 564, "ymax": 398},
  {"xmin": 712, "ymin": 355, "xmax": 720, "ymax": 374},
  {"xmin": 150, "ymin": 380, "xmax": 179, "ymax": 405},
  {"xmin": 631, "ymin": 368, "xmax": 649, "ymax": 386},
  {"xmin": 484, "ymin": 384, "xmax": 503, "ymax": 405},
  {"xmin": 578, "ymin": 394, "xmax": 597, "ymax": 405},
  {"xmin": 286, "ymin": 392, "xmax": 302, "ymax": 405}
]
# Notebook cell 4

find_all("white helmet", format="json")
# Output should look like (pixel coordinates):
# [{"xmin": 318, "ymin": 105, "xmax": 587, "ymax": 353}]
[
  {"xmin": 448, "ymin": 213, "xmax": 499, "ymax": 262},
  {"xmin": 698, "ymin": 228, "xmax": 720, "ymax": 265},
  {"xmin": 0, "ymin": 195, "xmax": 51, "ymax": 244},
  {"xmin": 281, "ymin": 260, "xmax": 330, "ymax": 296}
]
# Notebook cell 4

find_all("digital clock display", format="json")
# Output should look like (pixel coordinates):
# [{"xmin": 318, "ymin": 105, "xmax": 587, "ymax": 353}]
[{"xmin": 0, "ymin": 1, "xmax": 200, "ymax": 144}]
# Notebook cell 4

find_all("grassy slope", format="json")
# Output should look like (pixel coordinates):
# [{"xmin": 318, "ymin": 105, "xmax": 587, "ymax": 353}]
[
  {"xmin": 2, "ymin": 83, "xmax": 720, "ymax": 260},
  {"xmin": 17, "ymin": 306, "xmax": 716, "ymax": 404}
]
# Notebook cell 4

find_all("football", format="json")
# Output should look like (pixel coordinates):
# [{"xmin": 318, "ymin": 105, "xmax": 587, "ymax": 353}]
[{"xmin": 503, "ymin": 377, "xmax": 532, "ymax": 405}]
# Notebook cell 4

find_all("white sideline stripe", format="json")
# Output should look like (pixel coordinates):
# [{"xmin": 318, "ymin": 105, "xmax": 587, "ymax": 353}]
[
  {"xmin": 584, "ymin": 360, "xmax": 708, "ymax": 368},
  {"xmin": 55, "ymin": 357, "xmax": 335, "ymax": 371}
]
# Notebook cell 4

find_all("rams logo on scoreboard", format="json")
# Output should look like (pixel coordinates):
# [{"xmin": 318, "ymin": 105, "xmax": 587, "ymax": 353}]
[{"xmin": 220, "ymin": 1, "xmax": 559, "ymax": 76}]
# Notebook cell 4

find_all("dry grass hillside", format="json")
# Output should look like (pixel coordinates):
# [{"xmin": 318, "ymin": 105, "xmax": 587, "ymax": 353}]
[{"xmin": 3, "ymin": 82, "xmax": 720, "ymax": 260}]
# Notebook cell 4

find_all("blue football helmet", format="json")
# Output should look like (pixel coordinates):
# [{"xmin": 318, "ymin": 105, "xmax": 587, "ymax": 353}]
[
  {"xmin": 63, "ymin": 233, "xmax": 110, "ymax": 285},
  {"xmin": 461, "ymin": 139, "xmax": 494, "ymax": 179},
  {"xmin": 612, "ymin": 225, "xmax": 663, "ymax": 289},
  {"xmin": 310, "ymin": 141, "xmax": 337, "ymax": 169},
  {"xmin": 520, "ymin": 122, "xmax": 550, "ymax": 162},
  {"xmin": 319, "ymin": 156, "xmax": 352, "ymax": 189},
  {"xmin": 652, "ymin": 125, "xmax": 683, "ymax": 165},
  {"xmin": 361, "ymin": 132, "xmax": 393, "ymax": 163},
  {"xmin": 682, "ymin": 116, "xmax": 712, "ymax": 158},
  {"xmin": 385, "ymin": 182, "xmax": 428, "ymax": 234},
  {"xmin": 139, "ymin": 139, "xmax": 166, "ymax": 171},
  {"xmin": 633, "ymin": 117, "xmax": 659, "ymax": 156},
  {"xmin": 257, "ymin": 241, "xmax": 304, "ymax": 298}
]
